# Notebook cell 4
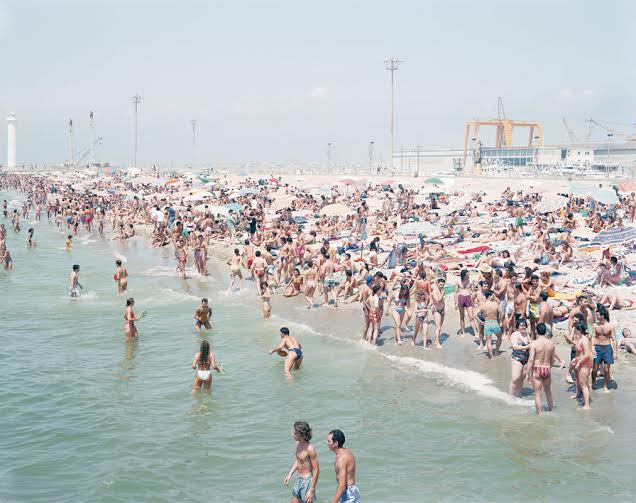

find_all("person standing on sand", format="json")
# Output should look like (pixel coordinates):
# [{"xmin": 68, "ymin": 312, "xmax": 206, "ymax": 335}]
[
  {"xmin": 194, "ymin": 298, "xmax": 212, "ymax": 332},
  {"xmin": 481, "ymin": 290, "xmax": 502, "ymax": 359},
  {"xmin": 527, "ymin": 322, "xmax": 557, "ymax": 415},
  {"xmin": 430, "ymin": 277, "xmax": 446, "ymax": 348},
  {"xmin": 327, "ymin": 430, "xmax": 359, "ymax": 503},
  {"xmin": 268, "ymin": 327, "xmax": 303, "ymax": 377},
  {"xmin": 114, "ymin": 259, "xmax": 128, "ymax": 294},
  {"xmin": 283, "ymin": 421, "xmax": 319, "ymax": 503},
  {"xmin": 592, "ymin": 306, "xmax": 617, "ymax": 393}
]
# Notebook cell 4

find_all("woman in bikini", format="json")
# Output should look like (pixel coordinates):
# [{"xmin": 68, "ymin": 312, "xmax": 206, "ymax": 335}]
[
  {"xmin": 455, "ymin": 269, "xmax": 476, "ymax": 337},
  {"xmin": 303, "ymin": 260, "xmax": 318, "ymax": 309},
  {"xmin": 124, "ymin": 298, "xmax": 140, "ymax": 339},
  {"xmin": 283, "ymin": 268, "xmax": 304, "ymax": 297},
  {"xmin": 260, "ymin": 281, "xmax": 272, "ymax": 319},
  {"xmin": 386, "ymin": 284, "xmax": 410, "ymax": 345},
  {"xmin": 192, "ymin": 339, "xmax": 220, "ymax": 393},
  {"xmin": 569, "ymin": 321, "xmax": 592, "ymax": 409},
  {"xmin": 411, "ymin": 294, "xmax": 429, "ymax": 350}
]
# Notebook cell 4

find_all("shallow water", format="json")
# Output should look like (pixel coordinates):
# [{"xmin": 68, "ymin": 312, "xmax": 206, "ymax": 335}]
[{"xmin": 1, "ymin": 191, "xmax": 635, "ymax": 502}]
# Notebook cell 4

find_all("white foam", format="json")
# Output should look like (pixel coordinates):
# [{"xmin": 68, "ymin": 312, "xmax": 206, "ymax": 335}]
[
  {"xmin": 380, "ymin": 353, "xmax": 532, "ymax": 407},
  {"xmin": 158, "ymin": 288, "xmax": 201, "ymax": 302},
  {"xmin": 139, "ymin": 266, "xmax": 178, "ymax": 277}
]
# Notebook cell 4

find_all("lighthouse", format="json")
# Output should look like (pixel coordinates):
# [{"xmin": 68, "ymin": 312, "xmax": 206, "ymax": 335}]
[{"xmin": 7, "ymin": 113, "xmax": 17, "ymax": 168}]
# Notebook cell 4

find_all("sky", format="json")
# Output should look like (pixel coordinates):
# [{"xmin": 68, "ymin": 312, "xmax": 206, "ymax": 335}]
[{"xmin": 1, "ymin": 0, "xmax": 635, "ymax": 167}]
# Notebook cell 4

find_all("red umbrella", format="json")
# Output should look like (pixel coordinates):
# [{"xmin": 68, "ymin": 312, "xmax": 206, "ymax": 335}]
[{"xmin": 339, "ymin": 178, "xmax": 357, "ymax": 185}]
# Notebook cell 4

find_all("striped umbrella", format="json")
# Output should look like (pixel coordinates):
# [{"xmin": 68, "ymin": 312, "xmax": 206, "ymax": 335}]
[{"xmin": 593, "ymin": 226, "xmax": 636, "ymax": 245}]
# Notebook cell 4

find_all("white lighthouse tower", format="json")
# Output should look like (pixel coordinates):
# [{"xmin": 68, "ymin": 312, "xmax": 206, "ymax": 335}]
[{"xmin": 7, "ymin": 113, "xmax": 17, "ymax": 168}]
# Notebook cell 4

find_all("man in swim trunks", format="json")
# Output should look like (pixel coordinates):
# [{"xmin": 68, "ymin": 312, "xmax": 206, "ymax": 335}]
[
  {"xmin": 69, "ymin": 264, "xmax": 83, "ymax": 298},
  {"xmin": 327, "ymin": 429, "xmax": 359, "ymax": 503},
  {"xmin": 194, "ymin": 298, "xmax": 212, "ymax": 332},
  {"xmin": 481, "ymin": 290, "xmax": 502, "ymax": 359},
  {"xmin": 251, "ymin": 250, "xmax": 267, "ymax": 291},
  {"xmin": 430, "ymin": 277, "xmax": 446, "ymax": 349},
  {"xmin": 592, "ymin": 306, "xmax": 617, "ymax": 393},
  {"xmin": 283, "ymin": 421, "xmax": 319, "ymax": 503},
  {"xmin": 527, "ymin": 322, "xmax": 557, "ymax": 415},
  {"xmin": 321, "ymin": 252, "xmax": 337, "ymax": 307},
  {"xmin": 268, "ymin": 327, "xmax": 304, "ymax": 377}
]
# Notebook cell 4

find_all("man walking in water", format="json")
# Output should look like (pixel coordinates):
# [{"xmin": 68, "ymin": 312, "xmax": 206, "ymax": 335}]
[
  {"xmin": 268, "ymin": 327, "xmax": 303, "ymax": 377},
  {"xmin": 69, "ymin": 264, "xmax": 83, "ymax": 298},
  {"xmin": 194, "ymin": 298, "xmax": 212, "ymax": 332},
  {"xmin": 283, "ymin": 421, "xmax": 320, "ymax": 503},
  {"xmin": 327, "ymin": 429, "xmax": 359, "ymax": 503},
  {"xmin": 527, "ymin": 322, "xmax": 556, "ymax": 415}
]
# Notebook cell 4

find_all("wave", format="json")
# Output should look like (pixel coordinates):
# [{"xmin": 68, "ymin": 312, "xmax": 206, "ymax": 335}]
[{"xmin": 380, "ymin": 353, "xmax": 531, "ymax": 407}]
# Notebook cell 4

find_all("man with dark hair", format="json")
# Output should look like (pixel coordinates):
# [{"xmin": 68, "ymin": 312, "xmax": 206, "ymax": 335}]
[
  {"xmin": 592, "ymin": 306, "xmax": 617, "ymax": 393},
  {"xmin": 481, "ymin": 290, "xmax": 501, "ymax": 359},
  {"xmin": 283, "ymin": 421, "xmax": 319, "ymax": 503},
  {"xmin": 69, "ymin": 264, "xmax": 83, "ymax": 298},
  {"xmin": 528, "ymin": 322, "xmax": 557, "ymax": 415},
  {"xmin": 269, "ymin": 327, "xmax": 304, "ymax": 377},
  {"xmin": 327, "ymin": 429, "xmax": 359, "ymax": 503}
]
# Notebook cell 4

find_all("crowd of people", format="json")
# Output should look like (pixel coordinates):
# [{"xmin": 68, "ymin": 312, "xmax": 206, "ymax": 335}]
[{"xmin": 3, "ymin": 168, "xmax": 636, "ymax": 500}]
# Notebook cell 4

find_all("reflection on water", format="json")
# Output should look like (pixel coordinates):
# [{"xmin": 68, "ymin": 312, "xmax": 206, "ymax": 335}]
[{"xmin": 119, "ymin": 338, "xmax": 138, "ymax": 380}]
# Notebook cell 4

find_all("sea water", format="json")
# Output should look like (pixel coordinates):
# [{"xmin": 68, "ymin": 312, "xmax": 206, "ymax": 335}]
[{"xmin": 1, "ymin": 192, "xmax": 634, "ymax": 502}]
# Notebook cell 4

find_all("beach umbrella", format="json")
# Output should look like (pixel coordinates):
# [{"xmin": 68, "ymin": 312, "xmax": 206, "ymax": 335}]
[
  {"xmin": 320, "ymin": 203, "xmax": 354, "ymax": 217},
  {"xmin": 339, "ymin": 178, "xmax": 357, "ymax": 185},
  {"xmin": 396, "ymin": 221, "xmax": 438, "ymax": 236},
  {"xmin": 380, "ymin": 179, "xmax": 397, "ymax": 185},
  {"xmin": 539, "ymin": 194, "xmax": 568, "ymax": 213},
  {"xmin": 424, "ymin": 177, "xmax": 444, "ymax": 185},
  {"xmin": 164, "ymin": 179, "xmax": 179, "ymax": 186},
  {"xmin": 224, "ymin": 203, "xmax": 244, "ymax": 212},
  {"xmin": 569, "ymin": 186, "xmax": 619, "ymax": 205},
  {"xmin": 185, "ymin": 191, "xmax": 214, "ymax": 201},
  {"xmin": 593, "ymin": 226, "xmax": 636, "ymax": 246},
  {"xmin": 271, "ymin": 195, "xmax": 296, "ymax": 211}
]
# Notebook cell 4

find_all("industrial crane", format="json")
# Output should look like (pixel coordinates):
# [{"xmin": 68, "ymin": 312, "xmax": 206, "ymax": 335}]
[
  {"xmin": 585, "ymin": 118, "xmax": 636, "ymax": 141},
  {"xmin": 562, "ymin": 118, "xmax": 578, "ymax": 143}
]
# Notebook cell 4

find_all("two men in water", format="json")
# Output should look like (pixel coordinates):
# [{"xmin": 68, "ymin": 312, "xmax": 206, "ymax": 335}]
[{"xmin": 282, "ymin": 423, "xmax": 359, "ymax": 503}]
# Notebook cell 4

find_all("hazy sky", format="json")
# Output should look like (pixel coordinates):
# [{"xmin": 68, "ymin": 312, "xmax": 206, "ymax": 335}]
[{"xmin": 1, "ymin": 0, "xmax": 635, "ymax": 167}]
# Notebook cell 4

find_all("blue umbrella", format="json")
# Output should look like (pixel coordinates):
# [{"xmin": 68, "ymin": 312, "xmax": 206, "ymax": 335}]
[
  {"xmin": 593, "ymin": 226, "xmax": 636, "ymax": 246},
  {"xmin": 224, "ymin": 203, "xmax": 244, "ymax": 212}
]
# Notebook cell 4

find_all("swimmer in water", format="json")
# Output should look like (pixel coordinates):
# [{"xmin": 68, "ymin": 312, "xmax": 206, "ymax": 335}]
[
  {"xmin": 194, "ymin": 298, "xmax": 212, "ymax": 332},
  {"xmin": 69, "ymin": 264, "xmax": 82, "ymax": 297},
  {"xmin": 114, "ymin": 259, "xmax": 128, "ymax": 294},
  {"xmin": 26, "ymin": 228, "xmax": 36, "ymax": 248},
  {"xmin": 268, "ymin": 327, "xmax": 303, "ymax": 377},
  {"xmin": 124, "ymin": 297, "xmax": 140, "ymax": 338},
  {"xmin": 65, "ymin": 235, "xmax": 73, "ymax": 251},
  {"xmin": 191, "ymin": 339, "xmax": 220, "ymax": 393},
  {"xmin": 226, "ymin": 248, "xmax": 244, "ymax": 293},
  {"xmin": 1, "ymin": 243, "xmax": 12, "ymax": 270}
]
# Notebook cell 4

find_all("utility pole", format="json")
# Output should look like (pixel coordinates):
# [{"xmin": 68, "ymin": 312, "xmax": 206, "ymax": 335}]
[
  {"xmin": 89, "ymin": 111, "xmax": 96, "ymax": 168},
  {"xmin": 191, "ymin": 119, "xmax": 197, "ymax": 166},
  {"xmin": 327, "ymin": 143, "xmax": 333, "ymax": 173},
  {"xmin": 131, "ymin": 94, "xmax": 142, "ymax": 168},
  {"xmin": 369, "ymin": 141, "xmax": 374, "ymax": 174},
  {"xmin": 384, "ymin": 57, "xmax": 403, "ymax": 168},
  {"xmin": 68, "ymin": 118, "xmax": 75, "ymax": 166}
]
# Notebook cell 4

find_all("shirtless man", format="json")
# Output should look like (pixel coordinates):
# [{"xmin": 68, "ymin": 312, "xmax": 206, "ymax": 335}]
[
  {"xmin": 226, "ymin": 248, "xmax": 244, "ymax": 293},
  {"xmin": 114, "ymin": 260, "xmax": 128, "ymax": 294},
  {"xmin": 527, "ymin": 275, "xmax": 542, "ymax": 337},
  {"xmin": 303, "ymin": 260, "xmax": 318, "ymax": 309},
  {"xmin": 194, "ymin": 298, "xmax": 212, "ymax": 332},
  {"xmin": 321, "ymin": 252, "xmax": 337, "ymax": 306},
  {"xmin": 243, "ymin": 239, "xmax": 256, "ymax": 278},
  {"xmin": 538, "ymin": 292, "xmax": 553, "ymax": 335},
  {"xmin": 592, "ymin": 307, "xmax": 617, "ymax": 393},
  {"xmin": 283, "ymin": 421, "xmax": 319, "ymax": 503},
  {"xmin": 268, "ymin": 327, "xmax": 304, "ymax": 377},
  {"xmin": 527, "ymin": 322, "xmax": 557, "ymax": 415},
  {"xmin": 176, "ymin": 240, "xmax": 187, "ymax": 280},
  {"xmin": 430, "ymin": 277, "xmax": 446, "ymax": 348},
  {"xmin": 481, "ymin": 290, "xmax": 502, "ymax": 359},
  {"xmin": 327, "ymin": 429, "xmax": 359, "ymax": 503},
  {"xmin": 69, "ymin": 264, "xmax": 83, "ymax": 298}
]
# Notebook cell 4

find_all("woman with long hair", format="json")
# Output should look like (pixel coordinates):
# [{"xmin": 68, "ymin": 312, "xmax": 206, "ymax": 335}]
[
  {"xmin": 192, "ymin": 339, "xmax": 220, "ymax": 392},
  {"xmin": 124, "ymin": 298, "xmax": 140, "ymax": 339}
]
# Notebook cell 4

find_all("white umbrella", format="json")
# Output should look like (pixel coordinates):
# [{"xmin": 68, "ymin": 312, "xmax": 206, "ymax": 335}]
[
  {"xmin": 538, "ymin": 194, "xmax": 568, "ymax": 213},
  {"xmin": 271, "ymin": 195, "xmax": 297, "ymax": 211},
  {"xmin": 320, "ymin": 203, "xmax": 354, "ymax": 217}
]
